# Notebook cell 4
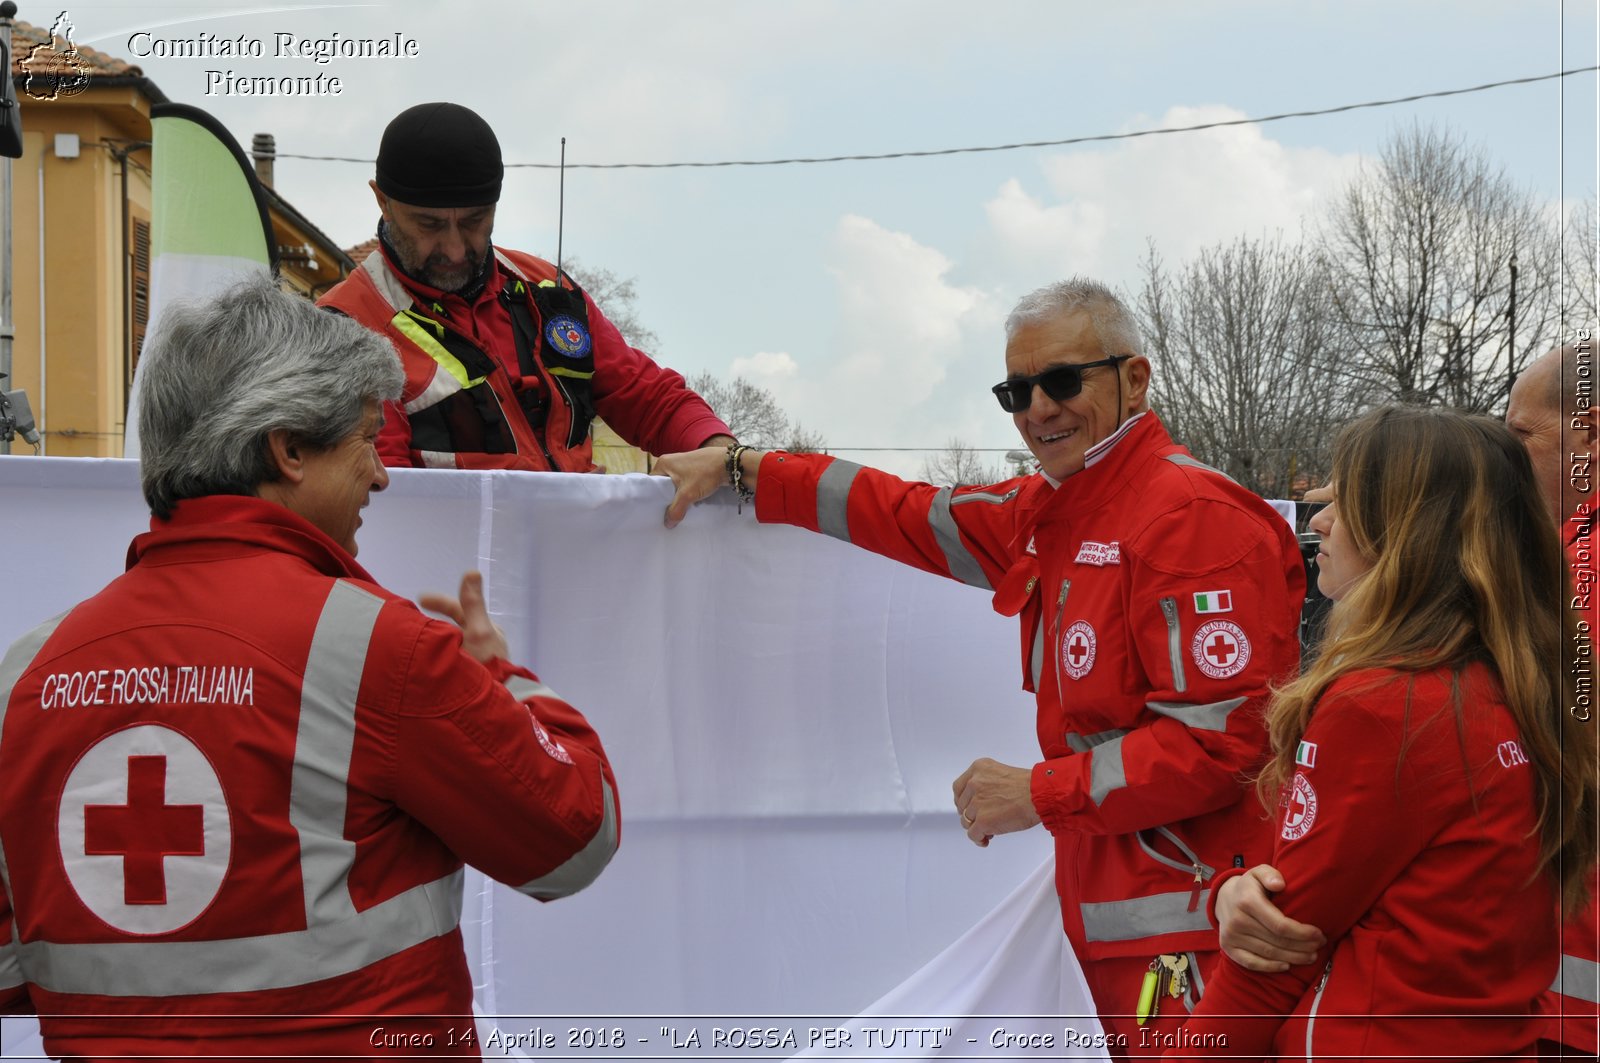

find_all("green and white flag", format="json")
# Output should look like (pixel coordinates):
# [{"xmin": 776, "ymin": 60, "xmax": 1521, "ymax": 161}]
[
  {"xmin": 124, "ymin": 103, "xmax": 277, "ymax": 457},
  {"xmin": 1193, "ymin": 590, "xmax": 1233, "ymax": 614}
]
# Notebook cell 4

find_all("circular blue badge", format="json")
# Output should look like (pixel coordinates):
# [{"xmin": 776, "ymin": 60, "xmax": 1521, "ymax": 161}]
[{"xmin": 544, "ymin": 315, "xmax": 592, "ymax": 359}]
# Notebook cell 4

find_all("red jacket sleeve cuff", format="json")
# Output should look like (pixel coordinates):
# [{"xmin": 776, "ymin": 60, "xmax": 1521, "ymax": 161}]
[
  {"xmin": 1030, "ymin": 760, "xmax": 1069, "ymax": 833},
  {"xmin": 1205, "ymin": 864, "xmax": 1249, "ymax": 930}
]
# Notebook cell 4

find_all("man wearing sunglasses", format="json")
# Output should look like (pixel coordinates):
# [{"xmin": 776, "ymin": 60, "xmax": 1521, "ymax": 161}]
[{"xmin": 654, "ymin": 278, "xmax": 1305, "ymax": 1057}]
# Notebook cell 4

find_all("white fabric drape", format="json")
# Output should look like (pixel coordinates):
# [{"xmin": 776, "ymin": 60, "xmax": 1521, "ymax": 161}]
[{"xmin": 0, "ymin": 458, "xmax": 1105, "ymax": 1059}]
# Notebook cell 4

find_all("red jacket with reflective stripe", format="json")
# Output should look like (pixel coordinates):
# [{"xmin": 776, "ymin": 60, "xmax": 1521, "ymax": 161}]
[
  {"xmin": 1542, "ymin": 508, "xmax": 1600, "ymax": 1053},
  {"xmin": 1177, "ymin": 666, "xmax": 1554, "ymax": 1061},
  {"xmin": 754, "ymin": 412, "xmax": 1305, "ymax": 961},
  {"xmin": 318, "ymin": 243, "xmax": 730, "ymax": 472},
  {"xmin": 0, "ymin": 496, "xmax": 619, "ymax": 1058}
]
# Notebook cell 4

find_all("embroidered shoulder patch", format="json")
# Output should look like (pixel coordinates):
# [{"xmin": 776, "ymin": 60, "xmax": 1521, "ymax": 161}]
[
  {"xmin": 531, "ymin": 717, "xmax": 575, "ymax": 765},
  {"xmin": 1281, "ymin": 772, "xmax": 1318, "ymax": 841},
  {"xmin": 544, "ymin": 314, "xmax": 592, "ymax": 358},
  {"xmin": 1191, "ymin": 619, "xmax": 1251, "ymax": 679}
]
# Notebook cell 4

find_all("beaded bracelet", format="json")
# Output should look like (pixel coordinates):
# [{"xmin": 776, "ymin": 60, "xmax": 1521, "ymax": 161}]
[{"xmin": 725, "ymin": 443, "xmax": 755, "ymax": 512}]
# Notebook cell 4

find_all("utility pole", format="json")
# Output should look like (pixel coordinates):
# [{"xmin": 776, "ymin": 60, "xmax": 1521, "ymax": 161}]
[{"xmin": 0, "ymin": 1, "xmax": 17, "ymax": 456}]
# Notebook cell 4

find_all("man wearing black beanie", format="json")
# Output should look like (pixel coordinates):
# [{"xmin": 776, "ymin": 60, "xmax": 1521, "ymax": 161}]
[{"xmin": 321, "ymin": 101, "xmax": 735, "ymax": 473}]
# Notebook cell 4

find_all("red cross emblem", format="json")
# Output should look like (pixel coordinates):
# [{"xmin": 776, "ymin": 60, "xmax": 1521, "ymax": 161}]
[
  {"xmin": 1060, "ymin": 620, "xmax": 1097, "ymax": 680},
  {"xmin": 1281, "ymin": 772, "xmax": 1318, "ymax": 840},
  {"xmin": 1191, "ymin": 619, "xmax": 1252, "ymax": 679},
  {"xmin": 84, "ymin": 755, "xmax": 205, "ymax": 905},
  {"xmin": 59, "ymin": 724, "xmax": 231, "ymax": 935},
  {"xmin": 1204, "ymin": 633, "xmax": 1237, "ymax": 667}
]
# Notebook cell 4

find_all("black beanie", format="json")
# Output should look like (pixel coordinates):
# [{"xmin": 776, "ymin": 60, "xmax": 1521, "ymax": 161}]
[{"xmin": 375, "ymin": 102, "xmax": 503, "ymax": 207}]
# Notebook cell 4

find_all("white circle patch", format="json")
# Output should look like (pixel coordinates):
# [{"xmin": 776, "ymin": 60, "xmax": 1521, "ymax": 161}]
[
  {"xmin": 57, "ymin": 724, "xmax": 232, "ymax": 935},
  {"xmin": 1060, "ymin": 620, "xmax": 1098, "ymax": 680},
  {"xmin": 1281, "ymin": 771, "xmax": 1318, "ymax": 841},
  {"xmin": 1191, "ymin": 619, "xmax": 1252, "ymax": 679}
]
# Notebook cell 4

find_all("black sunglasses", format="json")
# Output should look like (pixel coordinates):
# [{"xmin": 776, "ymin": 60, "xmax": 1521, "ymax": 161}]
[{"xmin": 991, "ymin": 355, "xmax": 1132, "ymax": 413}]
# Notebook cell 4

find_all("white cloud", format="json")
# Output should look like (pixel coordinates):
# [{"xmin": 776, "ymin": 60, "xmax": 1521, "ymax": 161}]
[
  {"xmin": 980, "ymin": 104, "xmax": 1363, "ymax": 295},
  {"xmin": 730, "ymin": 351, "xmax": 798, "ymax": 381}
]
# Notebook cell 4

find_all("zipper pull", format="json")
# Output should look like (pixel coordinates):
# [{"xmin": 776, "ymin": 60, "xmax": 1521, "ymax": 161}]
[
  {"xmin": 1187, "ymin": 863, "xmax": 1205, "ymax": 912},
  {"xmin": 1317, "ymin": 959, "xmax": 1332, "ymax": 990}
]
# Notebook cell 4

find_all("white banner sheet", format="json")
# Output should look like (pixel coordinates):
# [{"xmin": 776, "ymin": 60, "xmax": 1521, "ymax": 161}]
[{"xmin": 0, "ymin": 458, "xmax": 1105, "ymax": 1060}]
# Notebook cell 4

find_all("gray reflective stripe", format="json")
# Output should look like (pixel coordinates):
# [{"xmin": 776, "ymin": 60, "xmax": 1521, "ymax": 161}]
[
  {"xmin": 516, "ymin": 779, "xmax": 618, "ymax": 900},
  {"xmin": 1080, "ymin": 890, "xmax": 1213, "ymax": 943},
  {"xmin": 1553, "ymin": 953, "xmax": 1600, "ymax": 1003},
  {"xmin": 1029, "ymin": 617, "xmax": 1044, "ymax": 690},
  {"xmin": 0, "ymin": 612, "xmax": 68, "ymax": 737},
  {"xmin": 928, "ymin": 489, "xmax": 991, "ymax": 590},
  {"xmin": 1163, "ymin": 453, "xmax": 1237, "ymax": 483},
  {"xmin": 505, "ymin": 675, "xmax": 559, "ymax": 702},
  {"xmin": 1088, "ymin": 734, "xmax": 1128, "ymax": 806},
  {"xmin": 19, "ymin": 870, "xmax": 463, "ymax": 997},
  {"xmin": 361, "ymin": 251, "xmax": 412, "ymax": 313},
  {"xmin": 418, "ymin": 449, "xmax": 459, "ymax": 469},
  {"xmin": 0, "ymin": 925, "xmax": 20, "ymax": 990},
  {"xmin": 493, "ymin": 248, "xmax": 529, "ymax": 282},
  {"xmin": 949, "ymin": 487, "xmax": 1019, "ymax": 506},
  {"xmin": 403, "ymin": 363, "xmax": 464, "ymax": 415},
  {"xmin": 1064, "ymin": 727, "xmax": 1130, "ymax": 754},
  {"xmin": 1146, "ymin": 697, "xmax": 1247, "ymax": 733},
  {"xmin": 291, "ymin": 581, "xmax": 384, "ymax": 925},
  {"xmin": 815, "ymin": 460, "xmax": 863, "ymax": 543}
]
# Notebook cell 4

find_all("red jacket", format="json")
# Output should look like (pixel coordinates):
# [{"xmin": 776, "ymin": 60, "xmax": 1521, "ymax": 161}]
[
  {"xmin": 755, "ymin": 412, "xmax": 1305, "ymax": 961},
  {"xmin": 1178, "ymin": 666, "xmax": 1554, "ymax": 1062},
  {"xmin": 1543, "ymin": 505, "xmax": 1599, "ymax": 1053},
  {"xmin": 319, "ymin": 242, "xmax": 730, "ymax": 472},
  {"xmin": 0, "ymin": 496, "xmax": 619, "ymax": 1059}
]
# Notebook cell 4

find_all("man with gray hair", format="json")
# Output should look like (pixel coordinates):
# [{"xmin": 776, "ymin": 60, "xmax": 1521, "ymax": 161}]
[
  {"xmin": 654, "ymin": 277, "xmax": 1304, "ymax": 1056},
  {"xmin": 0, "ymin": 280, "xmax": 619, "ymax": 1058}
]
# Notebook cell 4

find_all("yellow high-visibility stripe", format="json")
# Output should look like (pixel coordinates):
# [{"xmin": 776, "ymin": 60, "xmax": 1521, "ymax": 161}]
[{"xmin": 391, "ymin": 312, "xmax": 484, "ymax": 390}]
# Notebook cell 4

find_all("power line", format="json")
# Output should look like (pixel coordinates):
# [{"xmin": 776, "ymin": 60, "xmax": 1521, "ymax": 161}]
[{"xmin": 275, "ymin": 66, "xmax": 1598, "ymax": 171}]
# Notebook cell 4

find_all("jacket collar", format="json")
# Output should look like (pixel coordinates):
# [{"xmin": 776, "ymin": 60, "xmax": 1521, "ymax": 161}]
[
  {"xmin": 129, "ymin": 495, "xmax": 376, "ymax": 583},
  {"xmin": 1035, "ymin": 410, "xmax": 1172, "ymax": 517}
]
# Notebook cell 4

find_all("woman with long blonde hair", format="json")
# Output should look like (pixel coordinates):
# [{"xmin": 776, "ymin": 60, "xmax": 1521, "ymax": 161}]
[{"xmin": 1176, "ymin": 405, "xmax": 1596, "ymax": 1061}]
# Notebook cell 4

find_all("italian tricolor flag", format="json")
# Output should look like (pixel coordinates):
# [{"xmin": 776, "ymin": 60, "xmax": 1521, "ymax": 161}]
[
  {"xmin": 1193, "ymin": 590, "xmax": 1233, "ymax": 614},
  {"xmin": 1296, "ymin": 741, "xmax": 1318, "ymax": 768}
]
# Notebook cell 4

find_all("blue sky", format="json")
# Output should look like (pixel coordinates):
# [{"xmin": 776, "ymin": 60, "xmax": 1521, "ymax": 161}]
[{"xmin": 60, "ymin": 0, "xmax": 1600, "ymax": 473}]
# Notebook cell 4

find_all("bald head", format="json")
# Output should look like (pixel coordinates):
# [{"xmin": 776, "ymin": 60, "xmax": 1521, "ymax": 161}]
[{"xmin": 1507, "ymin": 344, "xmax": 1594, "ymax": 527}]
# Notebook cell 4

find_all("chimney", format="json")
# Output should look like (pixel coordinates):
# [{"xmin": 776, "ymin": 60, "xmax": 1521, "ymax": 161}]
[{"xmin": 251, "ymin": 133, "xmax": 275, "ymax": 189}]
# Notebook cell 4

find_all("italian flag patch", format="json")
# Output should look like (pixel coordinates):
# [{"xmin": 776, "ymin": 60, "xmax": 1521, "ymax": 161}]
[
  {"xmin": 1296, "ymin": 741, "xmax": 1318, "ymax": 768},
  {"xmin": 1193, "ymin": 590, "xmax": 1233, "ymax": 614}
]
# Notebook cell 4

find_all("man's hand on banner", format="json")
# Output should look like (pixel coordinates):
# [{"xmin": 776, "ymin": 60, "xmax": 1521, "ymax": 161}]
[{"xmin": 953, "ymin": 757, "xmax": 1041, "ymax": 847}]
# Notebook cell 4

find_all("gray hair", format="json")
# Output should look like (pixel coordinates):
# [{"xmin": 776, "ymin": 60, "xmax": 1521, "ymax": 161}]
[
  {"xmin": 138, "ymin": 277, "xmax": 403, "ymax": 518},
  {"xmin": 1004, "ymin": 277, "xmax": 1144, "ymax": 357}
]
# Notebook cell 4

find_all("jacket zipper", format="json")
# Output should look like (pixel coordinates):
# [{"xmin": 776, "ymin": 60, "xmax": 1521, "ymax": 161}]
[
  {"xmin": 1159, "ymin": 596, "xmax": 1187, "ymax": 694},
  {"xmin": 1050, "ymin": 579, "xmax": 1072, "ymax": 694},
  {"xmin": 1134, "ymin": 826, "xmax": 1216, "ymax": 912},
  {"xmin": 1305, "ymin": 958, "xmax": 1332, "ymax": 1062}
]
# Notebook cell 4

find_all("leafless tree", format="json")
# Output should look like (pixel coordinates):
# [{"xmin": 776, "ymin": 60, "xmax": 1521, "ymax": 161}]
[
  {"xmin": 782, "ymin": 422, "xmax": 829, "ymax": 454},
  {"xmin": 1322, "ymin": 123, "xmax": 1565, "ymax": 414},
  {"xmin": 919, "ymin": 437, "xmax": 1007, "ymax": 486},
  {"xmin": 564, "ymin": 259, "xmax": 661, "ymax": 352},
  {"xmin": 689, "ymin": 372, "xmax": 825, "ymax": 450},
  {"xmin": 1137, "ymin": 234, "xmax": 1364, "ymax": 497}
]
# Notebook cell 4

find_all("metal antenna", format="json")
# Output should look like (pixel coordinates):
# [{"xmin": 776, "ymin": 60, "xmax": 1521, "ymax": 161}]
[{"xmin": 555, "ymin": 136, "xmax": 566, "ymax": 278}]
